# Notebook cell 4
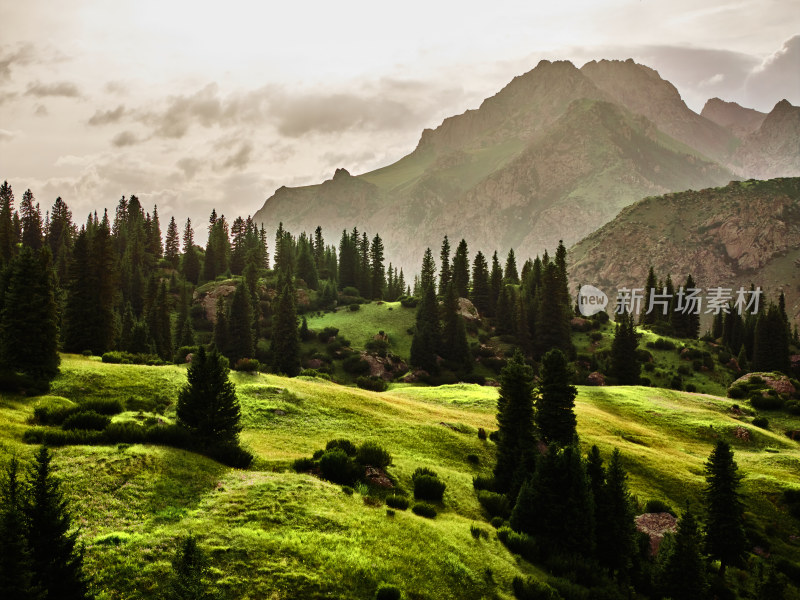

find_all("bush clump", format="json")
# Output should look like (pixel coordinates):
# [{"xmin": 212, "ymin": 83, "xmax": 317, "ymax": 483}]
[
  {"xmin": 233, "ymin": 358, "xmax": 260, "ymax": 372},
  {"xmin": 318, "ymin": 327, "xmax": 339, "ymax": 342},
  {"xmin": 356, "ymin": 376, "xmax": 388, "ymax": 392},
  {"xmin": 643, "ymin": 499, "xmax": 675, "ymax": 515},
  {"xmin": 356, "ymin": 441, "xmax": 392, "ymax": 469},
  {"xmin": 101, "ymin": 351, "xmax": 167, "ymax": 366},
  {"xmin": 342, "ymin": 355, "xmax": 371, "ymax": 375},
  {"xmin": 375, "ymin": 583, "xmax": 402, "ymax": 600},
  {"xmin": 61, "ymin": 410, "xmax": 111, "ymax": 431},
  {"xmin": 752, "ymin": 416, "xmax": 770, "ymax": 429},
  {"xmin": 412, "ymin": 467, "xmax": 446, "ymax": 502},
  {"xmin": 477, "ymin": 490, "xmax": 511, "ymax": 518},
  {"xmin": 385, "ymin": 494, "xmax": 409, "ymax": 510},
  {"xmin": 326, "ymin": 438, "xmax": 358, "ymax": 457},
  {"xmin": 411, "ymin": 502, "xmax": 437, "ymax": 519},
  {"xmin": 319, "ymin": 448, "xmax": 358, "ymax": 485}
]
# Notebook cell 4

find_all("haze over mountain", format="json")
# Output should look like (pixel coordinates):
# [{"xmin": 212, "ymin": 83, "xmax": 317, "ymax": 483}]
[
  {"xmin": 568, "ymin": 177, "xmax": 800, "ymax": 324},
  {"xmin": 254, "ymin": 59, "xmax": 799, "ymax": 271}
]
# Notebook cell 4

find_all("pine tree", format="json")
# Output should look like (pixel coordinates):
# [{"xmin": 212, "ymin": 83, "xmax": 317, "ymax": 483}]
[
  {"xmin": 19, "ymin": 190, "xmax": 43, "ymax": 250},
  {"xmin": 597, "ymin": 449, "xmax": 637, "ymax": 576},
  {"xmin": 657, "ymin": 505, "xmax": 708, "ymax": 600},
  {"xmin": 534, "ymin": 261, "xmax": 574, "ymax": 358},
  {"xmin": 165, "ymin": 216, "xmax": 180, "ymax": 269},
  {"xmin": 452, "ymin": 239, "xmax": 470, "ymax": 298},
  {"xmin": 535, "ymin": 349, "xmax": 577, "ymax": 447},
  {"xmin": 470, "ymin": 251, "xmax": 490, "ymax": 315},
  {"xmin": 176, "ymin": 346, "xmax": 242, "ymax": 444},
  {"xmin": 0, "ymin": 248, "xmax": 60, "ymax": 382},
  {"xmin": 493, "ymin": 351, "xmax": 536, "ymax": 495},
  {"xmin": 227, "ymin": 282, "xmax": 254, "ymax": 364},
  {"xmin": 0, "ymin": 457, "xmax": 41, "ymax": 600},
  {"xmin": 420, "ymin": 248, "xmax": 436, "ymax": 294},
  {"xmin": 439, "ymin": 235, "xmax": 451, "ymax": 296},
  {"xmin": 504, "ymin": 248, "xmax": 519, "ymax": 284},
  {"xmin": 752, "ymin": 303, "xmax": 790, "ymax": 373},
  {"xmin": 510, "ymin": 445, "xmax": 595, "ymax": 556},
  {"xmin": 181, "ymin": 219, "xmax": 200, "ymax": 284},
  {"xmin": 640, "ymin": 266, "xmax": 658, "ymax": 326},
  {"xmin": 672, "ymin": 274, "xmax": 700, "ymax": 339},
  {"xmin": 146, "ymin": 281, "xmax": 172, "ymax": 361},
  {"xmin": 0, "ymin": 181, "xmax": 15, "ymax": 264},
  {"xmin": 163, "ymin": 536, "xmax": 218, "ymax": 600},
  {"xmin": 358, "ymin": 231, "xmax": 371, "ymax": 299},
  {"xmin": 489, "ymin": 251, "xmax": 503, "ymax": 315},
  {"xmin": 46, "ymin": 196, "xmax": 73, "ymax": 284},
  {"xmin": 24, "ymin": 447, "xmax": 91, "ymax": 600},
  {"xmin": 148, "ymin": 205, "xmax": 163, "ymax": 258},
  {"xmin": 703, "ymin": 441, "xmax": 747, "ymax": 575},
  {"xmin": 295, "ymin": 235, "xmax": 318, "ymax": 290},
  {"xmin": 409, "ymin": 279, "xmax": 440, "ymax": 373},
  {"xmin": 494, "ymin": 285, "xmax": 515, "ymax": 336},
  {"xmin": 370, "ymin": 233, "xmax": 385, "ymax": 299},
  {"xmin": 440, "ymin": 283, "xmax": 471, "ymax": 372},
  {"xmin": 610, "ymin": 311, "xmax": 641, "ymax": 384},
  {"xmin": 271, "ymin": 275, "xmax": 301, "ymax": 376}
]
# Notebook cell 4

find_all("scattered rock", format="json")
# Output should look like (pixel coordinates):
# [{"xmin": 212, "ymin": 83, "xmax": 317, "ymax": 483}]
[
  {"xmin": 364, "ymin": 466, "xmax": 393, "ymax": 488},
  {"xmin": 360, "ymin": 351, "xmax": 407, "ymax": 381},
  {"xmin": 727, "ymin": 357, "xmax": 741, "ymax": 372},
  {"xmin": 457, "ymin": 297, "xmax": 481, "ymax": 321},
  {"xmin": 635, "ymin": 512, "xmax": 677, "ymax": 556},
  {"xmin": 185, "ymin": 353, "xmax": 194, "ymax": 363},
  {"xmin": 734, "ymin": 426, "xmax": 751, "ymax": 442},
  {"xmin": 570, "ymin": 317, "xmax": 592, "ymax": 331},
  {"xmin": 732, "ymin": 372, "xmax": 796, "ymax": 396},
  {"xmin": 587, "ymin": 371, "xmax": 606, "ymax": 386},
  {"xmin": 401, "ymin": 369, "xmax": 428, "ymax": 383},
  {"xmin": 305, "ymin": 358, "xmax": 324, "ymax": 370},
  {"xmin": 196, "ymin": 283, "xmax": 237, "ymax": 323},
  {"xmin": 272, "ymin": 409, "xmax": 286, "ymax": 416}
]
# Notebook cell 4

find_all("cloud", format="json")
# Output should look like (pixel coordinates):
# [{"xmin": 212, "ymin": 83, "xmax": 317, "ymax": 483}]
[
  {"xmin": 220, "ymin": 141, "xmax": 253, "ymax": 170},
  {"xmin": 744, "ymin": 35, "xmax": 800, "ymax": 110},
  {"xmin": 88, "ymin": 105, "xmax": 127, "ymax": 125},
  {"xmin": 0, "ymin": 129, "xmax": 17, "ymax": 143},
  {"xmin": 34, "ymin": 104, "xmax": 48, "ymax": 116},
  {"xmin": 111, "ymin": 131, "xmax": 139, "ymax": 147},
  {"xmin": 25, "ymin": 80, "xmax": 81, "ymax": 98},
  {"xmin": 176, "ymin": 157, "xmax": 203, "ymax": 179},
  {"xmin": 0, "ymin": 43, "xmax": 35, "ymax": 80}
]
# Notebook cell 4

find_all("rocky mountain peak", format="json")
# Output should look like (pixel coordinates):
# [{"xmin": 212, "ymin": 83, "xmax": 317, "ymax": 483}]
[{"xmin": 700, "ymin": 97, "xmax": 766, "ymax": 137}]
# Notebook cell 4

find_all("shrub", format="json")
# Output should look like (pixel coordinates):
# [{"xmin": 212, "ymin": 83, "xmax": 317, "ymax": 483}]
[
  {"xmin": 319, "ymin": 449, "xmax": 357, "ymax": 485},
  {"xmin": 363, "ymin": 495, "xmax": 383, "ymax": 507},
  {"xmin": 299, "ymin": 369, "xmax": 331, "ymax": 380},
  {"xmin": 356, "ymin": 441, "xmax": 392, "ymax": 468},
  {"xmin": 477, "ymin": 427, "xmax": 487, "ymax": 440},
  {"xmin": 173, "ymin": 345, "xmax": 198, "ymax": 364},
  {"xmin": 411, "ymin": 502, "xmax": 437, "ymax": 518},
  {"xmin": 413, "ymin": 474, "xmax": 446, "ymax": 502},
  {"xmin": 511, "ymin": 576, "xmax": 560, "ymax": 600},
  {"xmin": 326, "ymin": 438, "xmax": 358, "ymax": 457},
  {"xmin": 643, "ymin": 499, "xmax": 675, "ymax": 515},
  {"xmin": 365, "ymin": 338, "xmax": 389, "ymax": 357},
  {"xmin": 341, "ymin": 286, "xmax": 360, "ymax": 297},
  {"xmin": 399, "ymin": 296, "xmax": 418, "ymax": 308},
  {"xmin": 678, "ymin": 365, "xmax": 691, "ymax": 376},
  {"xmin": 750, "ymin": 394, "xmax": 785, "ymax": 410},
  {"xmin": 490, "ymin": 516, "xmax": 506, "ymax": 528},
  {"xmin": 101, "ymin": 351, "xmax": 166, "ymax": 366},
  {"xmin": 467, "ymin": 453, "xmax": 480, "ymax": 464},
  {"xmin": 473, "ymin": 475, "xmax": 495, "ymax": 491},
  {"xmin": 497, "ymin": 527, "xmax": 539, "ymax": 562},
  {"xmin": 342, "ymin": 355, "xmax": 370, "ymax": 375},
  {"xmin": 233, "ymin": 358, "xmax": 260, "ymax": 372},
  {"xmin": 386, "ymin": 494, "xmax": 409, "ymax": 510},
  {"xmin": 727, "ymin": 384, "xmax": 748, "ymax": 399},
  {"xmin": 375, "ymin": 583, "xmax": 402, "ymax": 600},
  {"xmin": 356, "ymin": 376, "xmax": 388, "ymax": 392},
  {"xmin": 292, "ymin": 457, "xmax": 315, "ymax": 472},
  {"xmin": 470, "ymin": 523, "xmax": 489, "ymax": 540},
  {"xmin": 669, "ymin": 376, "xmax": 683, "ymax": 390},
  {"xmin": 342, "ymin": 486, "xmax": 354, "ymax": 496},
  {"xmin": 386, "ymin": 508, "xmax": 395, "ymax": 517},
  {"xmin": 589, "ymin": 332, "xmax": 603, "ymax": 342},
  {"xmin": 653, "ymin": 338, "xmax": 676, "ymax": 350},
  {"xmin": 61, "ymin": 410, "xmax": 111, "ymax": 431},
  {"xmin": 318, "ymin": 327, "xmax": 339, "ymax": 342},
  {"xmin": 349, "ymin": 303, "xmax": 361, "ymax": 312},
  {"xmin": 752, "ymin": 416, "xmax": 770, "ymax": 429},
  {"xmin": 477, "ymin": 490, "xmax": 511, "ymax": 518}
]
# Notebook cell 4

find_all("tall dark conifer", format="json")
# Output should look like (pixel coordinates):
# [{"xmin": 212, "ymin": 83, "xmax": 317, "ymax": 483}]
[
  {"xmin": 470, "ymin": 251, "xmax": 490, "ymax": 315},
  {"xmin": 451, "ymin": 239, "xmax": 469, "ymax": 298},
  {"xmin": 535, "ymin": 349, "xmax": 577, "ymax": 447},
  {"xmin": 703, "ymin": 441, "xmax": 747, "ymax": 575}
]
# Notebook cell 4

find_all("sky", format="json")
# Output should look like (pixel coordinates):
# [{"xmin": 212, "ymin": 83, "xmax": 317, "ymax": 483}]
[{"xmin": 0, "ymin": 0, "xmax": 798, "ymax": 232}]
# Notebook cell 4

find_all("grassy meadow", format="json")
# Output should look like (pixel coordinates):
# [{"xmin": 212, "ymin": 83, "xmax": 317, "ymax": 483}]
[{"xmin": 1, "ymin": 354, "xmax": 799, "ymax": 598}]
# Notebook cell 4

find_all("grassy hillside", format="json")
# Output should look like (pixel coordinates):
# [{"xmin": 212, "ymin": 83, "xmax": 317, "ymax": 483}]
[{"xmin": 1, "ymin": 355, "xmax": 799, "ymax": 598}]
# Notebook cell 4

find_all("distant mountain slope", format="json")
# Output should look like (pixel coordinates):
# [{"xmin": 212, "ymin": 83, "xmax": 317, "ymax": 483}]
[
  {"xmin": 701, "ymin": 98, "xmax": 767, "ymax": 138},
  {"xmin": 568, "ymin": 178, "xmax": 800, "ymax": 323},
  {"xmin": 254, "ymin": 60, "xmax": 799, "ymax": 271}
]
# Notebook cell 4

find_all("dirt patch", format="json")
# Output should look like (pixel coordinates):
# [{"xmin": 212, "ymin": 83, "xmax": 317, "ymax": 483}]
[{"xmin": 635, "ymin": 512, "xmax": 677, "ymax": 556}]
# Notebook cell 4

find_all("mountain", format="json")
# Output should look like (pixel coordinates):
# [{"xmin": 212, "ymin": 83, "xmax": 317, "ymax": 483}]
[
  {"xmin": 701, "ymin": 98, "xmax": 767, "ymax": 138},
  {"xmin": 567, "ymin": 178, "xmax": 800, "ymax": 323},
  {"xmin": 254, "ymin": 60, "xmax": 798, "ymax": 271}
]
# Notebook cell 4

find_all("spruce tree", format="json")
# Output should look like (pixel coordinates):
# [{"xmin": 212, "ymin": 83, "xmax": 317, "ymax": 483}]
[
  {"xmin": 20, "ymin": 189, "xmax": 43, "ymax": 250},
  {"xmin": 440, "ymin": 283, "xmax": 471, "ymax": 372},
  {"xmin": 271, "ymin": 275, "xmax": 301, "ymax": 376},
  {"xmin": 24, "ymin": 447, "xmax": 91, "ymax": 600},
  {"xmin": 176, "ymin": 346, "xmax": 242, "ymax": 444},
  {"xmin": 535, "ymin": 348, "xmax": 577, "ymax": 447},
  {"xmin": 494, "ymin": 285, "xmax": 515, "ymax": 335},
  {"xmin": 370, "ymin": 233, "xmax": 385, "ymax": 299},
  {"xmin": 752, "ymin": 303, "xmax": 790, "ymax": 373},
  {"xmin": 409, "ymin": 279, "xmax": 440, "ymax": 373},
  {"xmin": 181, "ymin": 219, "xmax": 200, "ymax": 284},
  {"xmin": 489, "ymin": 251, "xmax": 503, "ymax": 316},
  {"xmin": 165, "ymin": 216, "xmax": 180, "ymax": 269},
  {"xmin": 703, "ymin": 441, "xmax": 747, "ymax": 575},
  {"xmin": 493, "ymin": 351, "xmax": 536, "ymax": 495},
  {"xmin": 0, "ymin": 457, "xmax": 41, "ymax": 600},
  {"xmin": 610, "ymin": 311, "xmax": 641, "ymax": 384},
  {"xmin": 672, "ymin": 274, "xmax": 700, "ymax": 339},
  {"xmin": 598, "ymin": 449, "xmax": 637, "ymax": 576},
  {"xmin": 0, "ymin": 248, "xmax": 60, "ymax": 382},
  {"xmin": 295, "ymin": 235, "xmax": 318, "ymax": 290},
  {"xmin": 0, "ymin": 181, "xmax": 15, "ymax": 264},
  {"xmin": 163, "ymin": 536, "xmax": 218, "ymax": 600},
  {"xmin": 470, "ymin": 251, "xmax": 490, "ymax": 315},
  {"xmin": 640, "ymin": 266, "xmax": 658, "ymax": 326},
  {"xmin": 438, "ymin": 236, "xmax": 451, "ymax": 296},
  {"xmin": 504, "ymin": 248, "xmax": 519, "ymax": 284},
  {"xmin": 451, "ymin": 239, "xmax": 470, "ymax": 298},
  {"xmin": 420, "ymin": 248, "xmax": 436, "ymax": 293},
  {"xmin": 657, "ymin": 505, "xmax": 708, "ymax": 600},
  {"xmin": 227, "ymin": 282, "xmax": 254, "ymax": 364},
  {"xmin": 534, "ymin": 261, "xmax": 574, "ymax": 358}
]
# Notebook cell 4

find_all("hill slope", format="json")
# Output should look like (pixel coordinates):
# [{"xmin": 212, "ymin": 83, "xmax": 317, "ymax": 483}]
[
  {"xmin": 568, "ymin": 177, "xmax": 800, "ymax": 323},
  {"xmin": 2, "ymin": 355, "xmax": 799, "ymax": 598},
  {"xmin": 253, "ymin": 59, "xmax": 798, "ymax": 271}
]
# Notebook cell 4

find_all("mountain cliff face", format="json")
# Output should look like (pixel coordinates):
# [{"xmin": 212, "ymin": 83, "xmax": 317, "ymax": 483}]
[
  {"xmin": 701, "ymin": 98, "xmax": 766, "ymax": 138},
  {"xmin": 568, "ymin": 178, "xmax": 800, "ymax": 323},
  {"xmin": 254, "ymin": 59, "xmax": 799, "ymax": 271}
]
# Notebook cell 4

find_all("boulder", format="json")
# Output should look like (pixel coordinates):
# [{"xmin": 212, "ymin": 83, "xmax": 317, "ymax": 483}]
[
  {"xmin": 732, "ymin": 372, "xmax": 796, "ymax": 396},
  {"xmin": 635, "ymin": 512, "xmax": 677, "ymax": 556},
  {"xmin": 457, "ymin": 298, "xmax": 481, "ymax": 321},
  {"xmin": 587, "ymin": 371, "xmax": 606, "ymax": 386}
]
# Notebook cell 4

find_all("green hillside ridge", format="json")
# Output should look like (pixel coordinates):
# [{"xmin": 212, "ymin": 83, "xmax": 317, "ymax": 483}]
[{"xmin": 2, "ymin": 355, "xmax": 799, "ymax": 598}]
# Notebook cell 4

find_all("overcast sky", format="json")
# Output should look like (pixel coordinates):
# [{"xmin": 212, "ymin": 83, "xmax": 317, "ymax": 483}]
[{"xmin": 1, "ymin": 1, "xmax": 798, "ymax": 231}]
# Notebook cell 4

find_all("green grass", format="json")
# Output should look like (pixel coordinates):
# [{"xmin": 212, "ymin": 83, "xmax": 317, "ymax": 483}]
[
  {"xmin": 306, "ymin": 301, "xmax": 417, "ymax": 358},
  {"xmin": 1, "ymin": 354, "xmax": 799, "ymax": 598}
]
